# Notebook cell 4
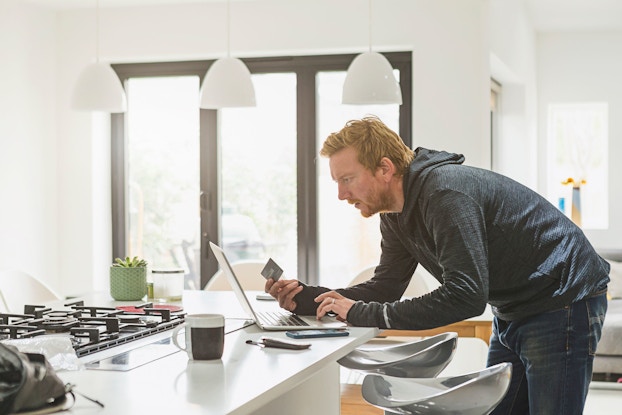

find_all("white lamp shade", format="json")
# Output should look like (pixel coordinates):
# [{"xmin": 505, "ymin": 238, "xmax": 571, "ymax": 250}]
[
  {"xmin": 71, "ymin": 62, "xmax": 127, "ymax": 112},
  {"xmin": 342, "ymin": 51, "xmax": 402, "ymax": 105},
  {"xmin": 200, "ymin": 57, "xmax": 256, "ymax": 109}
]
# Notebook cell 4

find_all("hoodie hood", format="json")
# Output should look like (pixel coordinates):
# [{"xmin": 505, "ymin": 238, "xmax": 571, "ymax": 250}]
[{"xmin": 401, "ymin": 147, "xmax": 465, "ymax": 217}]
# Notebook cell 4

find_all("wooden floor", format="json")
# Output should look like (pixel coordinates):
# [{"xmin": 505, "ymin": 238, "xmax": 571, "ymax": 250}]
[{"xmin": 340, "ymin": 383, "xmax": 382, "ymax": 415}]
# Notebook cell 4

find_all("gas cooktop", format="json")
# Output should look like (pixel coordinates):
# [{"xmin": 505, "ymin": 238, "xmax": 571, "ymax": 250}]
[{"xmin": 0, "ymin": 300, "xmax": 186, "ymax": 358}]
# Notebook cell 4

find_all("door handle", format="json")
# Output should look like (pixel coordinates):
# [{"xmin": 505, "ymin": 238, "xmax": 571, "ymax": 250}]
[{"xmin": 200, "ymin": 191, "xmax": 208, "ymax": 211}]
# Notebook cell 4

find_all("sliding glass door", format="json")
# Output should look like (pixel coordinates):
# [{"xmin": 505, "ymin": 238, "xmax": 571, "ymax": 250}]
[
  {"xmin": 124, "ymin": 76, "xmax": 202, "ymax": 289},
  {"xmin": 220, "ymin": 73, "xmax": 298, "ymax": 274},
  {"xmin": 112, "ymin": 53, "xmax": 411, "ymax": 289}
]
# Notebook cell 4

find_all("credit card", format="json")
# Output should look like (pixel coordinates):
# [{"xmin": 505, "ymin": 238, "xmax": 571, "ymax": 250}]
[{"xmin": 261, "ymin": 258, "xmax": 283, "ymax": 281}]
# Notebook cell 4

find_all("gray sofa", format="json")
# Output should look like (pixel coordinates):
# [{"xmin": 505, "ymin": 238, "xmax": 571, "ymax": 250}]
[{"xmin": 594, "ymin": 249, "xmax": 622, "ymax": 378}]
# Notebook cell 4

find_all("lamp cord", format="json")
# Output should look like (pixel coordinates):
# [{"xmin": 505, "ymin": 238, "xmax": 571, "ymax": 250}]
[
  {"xmin": 226, "ymin": 0, "xmax": 231, "ymax": 58},
  {"xmin": 95, "ymin": 0, "xmax": 100, "ymax": 63},
  {"xmin": 368, "ymin": 0, "xmax": 372, "ymax": 52}
]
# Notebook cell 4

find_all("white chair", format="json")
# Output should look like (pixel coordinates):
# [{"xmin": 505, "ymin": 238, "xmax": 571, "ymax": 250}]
[
  {"xmin": 204, "ymin": 260, "xmax": 267, "ymax": 291},
  {"xmin": 0, "ymin": 269, "xmax": 62, "ymax": 313},
  {"xmin": 361, "ymin": 362, "xmax": 512, "ymax": 415}
]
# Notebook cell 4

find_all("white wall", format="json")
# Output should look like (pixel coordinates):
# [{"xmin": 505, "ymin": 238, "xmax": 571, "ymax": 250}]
[
  {"xmin": 488, "ymin": 0, "xmax": 538, "ymax": 188},
  {"xmin": 537, "ymin": 32, "xmax": 622, "ymax": 250},
  {"xmin": 0, "ymin": 2, "xmax": 60, "ymax": 288},
  {"xmin": 4, "ymin": 0, "xmax": 588, "ymax": 298}
]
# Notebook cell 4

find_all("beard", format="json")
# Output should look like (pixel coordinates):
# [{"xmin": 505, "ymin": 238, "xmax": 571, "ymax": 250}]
[{"xmin": 350, "ymin": 188, "xmax": 394, "ymax": 218}]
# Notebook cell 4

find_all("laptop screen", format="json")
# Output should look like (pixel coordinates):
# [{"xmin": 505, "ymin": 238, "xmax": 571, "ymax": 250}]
[{"xmin": 209, "ymin": 241, "xmax": 260, "ymax": 321}]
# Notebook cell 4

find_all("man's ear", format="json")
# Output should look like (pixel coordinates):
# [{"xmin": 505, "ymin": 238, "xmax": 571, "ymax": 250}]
[{"xmin": 377, "ymin": 157, "xmax": 396, "ymax": 181}]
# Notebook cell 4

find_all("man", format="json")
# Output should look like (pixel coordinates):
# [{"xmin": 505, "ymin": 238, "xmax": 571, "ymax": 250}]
[{"xmin": 266, "ymin": 116, "xmax": 610, "ymax": 414}]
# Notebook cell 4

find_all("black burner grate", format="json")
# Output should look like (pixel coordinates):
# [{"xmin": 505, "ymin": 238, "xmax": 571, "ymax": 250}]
[{"xmin": 0, "ymin": 300, "xmax": 185, "ymax": 357}]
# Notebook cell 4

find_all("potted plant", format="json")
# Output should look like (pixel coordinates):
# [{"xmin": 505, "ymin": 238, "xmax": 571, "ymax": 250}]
[{"xmin": 109, "ymin": 256, "xmax": 148, "ymax": 301}]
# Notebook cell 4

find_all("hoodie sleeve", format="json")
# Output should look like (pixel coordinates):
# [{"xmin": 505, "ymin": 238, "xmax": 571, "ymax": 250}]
[
  {"xmin": 291, "ymin": 262, "xmax": 415, "ymax": 316},
  {"xmin": 291, "ymin": 218, "xmax": 418, "ymax": 316},
  {"xmin": 346, "ymin": 188, "xmax": 489, "ymax": 329}
]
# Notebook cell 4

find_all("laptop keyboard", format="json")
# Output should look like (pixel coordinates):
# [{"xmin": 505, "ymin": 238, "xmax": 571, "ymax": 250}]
[{"xmin": 257, "ymin": 311, "xmax": 310, "ymax": 327}]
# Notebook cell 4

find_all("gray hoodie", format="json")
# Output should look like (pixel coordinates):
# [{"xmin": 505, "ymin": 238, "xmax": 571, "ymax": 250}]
[{"xmin": 294, "ymin": 148, "xmax": 610, "ymax": 329}]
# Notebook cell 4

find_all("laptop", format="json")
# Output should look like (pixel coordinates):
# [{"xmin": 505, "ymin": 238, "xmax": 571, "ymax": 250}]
[{"xmin": 209, "ymin": 242, "xmax": 346, "ymax": 331}]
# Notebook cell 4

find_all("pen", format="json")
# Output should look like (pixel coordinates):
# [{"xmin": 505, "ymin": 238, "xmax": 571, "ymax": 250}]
[{"xmin": 245, "ymin": 337, "xmax": 311, "ymax": 350}]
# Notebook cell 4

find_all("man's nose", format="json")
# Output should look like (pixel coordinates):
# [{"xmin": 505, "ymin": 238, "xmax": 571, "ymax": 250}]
[{"xmin": 337, "ymin": 184, "xmax": 348, "ymax": 200}]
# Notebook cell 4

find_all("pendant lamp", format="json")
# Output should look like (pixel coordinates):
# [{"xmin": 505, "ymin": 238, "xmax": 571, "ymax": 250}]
[
  {"xmin": 200, "ymin": 0, "xmax": 256, "ymax": 109},
  {"xmin": 71, "ymin": 0, "xmax": 127, "ymax": 112},
  {"xmin": 342, "ymin": 0, "xmax": 402, "ymax": 105}
]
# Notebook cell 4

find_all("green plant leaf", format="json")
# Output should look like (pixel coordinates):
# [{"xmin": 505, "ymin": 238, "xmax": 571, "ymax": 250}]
[{"xmin": 112, "ymin": 255, "xmax": 146, "ymax": 267}]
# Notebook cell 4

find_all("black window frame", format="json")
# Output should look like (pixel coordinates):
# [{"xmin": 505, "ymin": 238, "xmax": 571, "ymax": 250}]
[{"xmin": 111, "ymin": 52, "xmax": 412, "ymax": 288}]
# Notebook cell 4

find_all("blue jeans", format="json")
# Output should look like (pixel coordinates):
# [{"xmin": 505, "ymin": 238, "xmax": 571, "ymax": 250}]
[{"xmin": 487, "ymin": 293, "xmax": 607, "ymax": 415}]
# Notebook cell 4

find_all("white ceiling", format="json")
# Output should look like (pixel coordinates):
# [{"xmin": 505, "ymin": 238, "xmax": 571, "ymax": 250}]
[
  {"xmin": 524, "ymin": 0, "xmax": 622, "ymax": 32},
  {"xmin": 23, "ymin": 0, "xmax": 224, "ymax": 8},
  {"xmin": 21, "ymin": 0, "xmax": 622, "ymax": 32}
]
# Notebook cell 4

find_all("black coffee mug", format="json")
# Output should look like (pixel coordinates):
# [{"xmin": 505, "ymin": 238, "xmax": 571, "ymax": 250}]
[{"xmin": 173, "ymin": 314, "xmax": 225, "ymax": 360}]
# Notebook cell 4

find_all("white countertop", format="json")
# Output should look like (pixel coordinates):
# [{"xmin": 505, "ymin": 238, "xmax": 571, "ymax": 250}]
[{"xmin": 52, "ymin": 290, "xmax": 378, "ymax": 415}]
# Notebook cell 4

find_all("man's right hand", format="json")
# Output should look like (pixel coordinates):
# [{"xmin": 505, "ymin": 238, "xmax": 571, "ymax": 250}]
[{"xmin": 265, "ymin": 278, "xmax": 304, "ymax": 312}]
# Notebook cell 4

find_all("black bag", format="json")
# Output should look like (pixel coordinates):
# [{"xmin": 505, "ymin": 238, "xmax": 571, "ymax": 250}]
[{"xmin": 0, "ymin": 343, "xmax": 69, "ymax": 415}]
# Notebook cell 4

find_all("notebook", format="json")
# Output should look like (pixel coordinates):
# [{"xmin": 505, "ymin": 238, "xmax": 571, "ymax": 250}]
[{"xmin": 209, "ymin": 242, "xmax": 347, "ymax": 331}]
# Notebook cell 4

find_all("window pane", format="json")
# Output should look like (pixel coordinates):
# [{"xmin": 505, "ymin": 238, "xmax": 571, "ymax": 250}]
[
  {"xmin": 220, "ymin": 73, "xmax": 298, "ymax": 275},
  {"xmin": 546, "ymin": 102, "xmax": 609, "ymax": 229},
  {"xmin": 316, "ymin": 71, "xmax": 401, "ymax": 288},
  {"xmin": 126, "ymin": 76, "xmax": 201, "ymax": 288}
]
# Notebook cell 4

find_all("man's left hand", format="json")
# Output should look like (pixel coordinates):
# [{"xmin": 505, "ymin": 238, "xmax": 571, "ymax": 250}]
[{"xmin": 314, "ymin": 291, "xmax": 354, "ymax": 321}]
